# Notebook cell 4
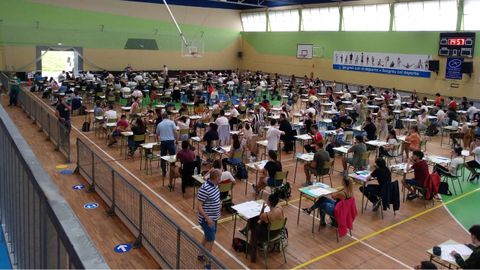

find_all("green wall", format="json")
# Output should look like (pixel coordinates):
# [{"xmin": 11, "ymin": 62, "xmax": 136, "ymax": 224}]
[
  {"xmin": 242, "ymin": 31, "xmax": 480, "ymax": 58},
  {"xmin": 0, "ymin": 0, "xmax": 239, "ymax": 52}
]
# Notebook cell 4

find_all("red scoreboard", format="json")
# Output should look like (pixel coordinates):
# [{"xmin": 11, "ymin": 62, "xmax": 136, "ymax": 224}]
[{"xmin": 439, "ymin": 32, "xmax": 475, "ymax": 57}]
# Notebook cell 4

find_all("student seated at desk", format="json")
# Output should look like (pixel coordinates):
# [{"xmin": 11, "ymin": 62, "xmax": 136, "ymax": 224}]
[
  {"xmin": 466, "ymin": 140, "xmax": 480, "ymax": 181},
  {"xmin": 362, "ymin": 117, "xmax": 377, "ymax": 141},
  {"xmin": 403, "ymin": 150, "xmax": 429, "ymax": 200},
  {"xmin": 252, "ymin": 150, "xmax": 282, "ymax": 194},
  {"xmin": 379, "ymin": 130, "xmax": 399, "ymax": 158},
  {"xmin": 238, "ymin": 193, "xmax": 284, "ymax": 263},
  {"xmin": 360, "ymin": 158, "xmax": 391, "ymax": 211},
  {"xmin": 450, "ymin": 224, "xmax": 480, "ymax": 269},
  {"xmin": 304, "ymin": 125, "xmax": 323, "ymax": 153},
  {"xmin": 203, "ymin": 123, "xmax": 219, "ymax": 154},
  {"xmin": 434, "ymin": 147, "xmax": 464, "ymax": 177},
  {"xmin": 222, "ymin": 134, "xmax": 243, "ymax": 171},
  {"xmin": 108, "ymin": 115, "xmax": 128, "ymax": 147},
  {"xmin": 342, "ymin": 135, "xmax": 367, "ymax": 176},
  {"xmin": 127, "ymin": 118, "xmax": 147, "ymax": 156},
  {"xmin": 93, "ymin": 100, "xmax": 104, "ymax": 117},
  {"xmin": 401, "ymin": 126, "xmax": 421, "ymax": 160},
  {"xmin": 204, "ymin": 160, "xmax": 235, "ymax": 200},
  {"xmin": 304, "ymin": 141, "xmax": 330, "ymax": 186},
  {"xmin": 302, "ymin": 177, "xmax": 353, "ymax": 226}
]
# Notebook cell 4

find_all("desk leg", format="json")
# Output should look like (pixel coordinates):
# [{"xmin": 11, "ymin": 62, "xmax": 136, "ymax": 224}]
[
  {"xmin": 232, "ymin": 213, "xmax": 237, "ymax": 243},
  {"xmin": 440, "ymin": 129, "xmax": 444, "ymax": 146},
  {"xmin": 294, "ymin": 159, "xmax": 299, "ymax": 184},
  {"xmin": 139, "ymin": 148, "xmax": 143, "ymax": 171},
  {"xmin": 312, "ymin": 208, "xmax": 315, "ymax": 233},
  {"xmin": 193, "ymin": 185, "xmax": 196, "ymax": 209},
  {"xmin": 297, "ymin": 194, "xmax": 302, "ymax": 225}
]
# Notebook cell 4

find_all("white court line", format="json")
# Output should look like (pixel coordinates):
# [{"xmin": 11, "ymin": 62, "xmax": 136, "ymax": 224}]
[
  {"xmin": 29, "ymin": 92, "xmax": 250, "ymax": 269},
  {"xmin": 440, "ymin": 194, "xmax": 469, "ymax": 233}
]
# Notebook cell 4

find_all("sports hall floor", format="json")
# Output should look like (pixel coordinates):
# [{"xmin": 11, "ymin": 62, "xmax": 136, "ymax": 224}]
[{"xmin": 2, "ymin": 90, "xmax": 478, "ymax": 269}]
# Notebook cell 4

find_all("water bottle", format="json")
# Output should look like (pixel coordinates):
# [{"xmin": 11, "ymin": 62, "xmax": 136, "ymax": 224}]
[{"xmin": 194, "ymin": 167, "xmax": 198, "ymax": 176}]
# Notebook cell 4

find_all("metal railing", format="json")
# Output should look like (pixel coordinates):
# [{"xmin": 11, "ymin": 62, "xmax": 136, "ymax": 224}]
[
  {"xmin": 16, "ymin": 85, "xmax": 71, "ymax": 162},
  {"xmin": 0, "ymin": 105, "xmax": 109, "ymax": 269},
  {"xmin": 76, "ymin": 138, "xmax": 226, "ymax": 269}
]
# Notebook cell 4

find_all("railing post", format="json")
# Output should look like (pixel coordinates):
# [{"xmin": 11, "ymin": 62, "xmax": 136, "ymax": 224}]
[
  {"xmin": 87, "ymin": 152, "xmax": 95, "ymax": 192},
  {"xmin": 74, "ymin": 139, "xmax": 80, "ymax": 174},
  {"xmin": 133, "ymin": 194, "xmax": 143, "ymax": 249},
  {"xmin": 106, "ymin": 170, "xmax": 115, "ymax": 216},
  {"xmin": 176, "ymin": 228, "xmax": 181, "ymax": 269},
  {"xmin": 46, "ymin": 114, "xmax": 50, "ymax": 141}
]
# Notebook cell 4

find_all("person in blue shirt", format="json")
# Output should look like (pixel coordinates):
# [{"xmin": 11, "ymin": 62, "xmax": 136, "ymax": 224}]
[{"xmin": 156, "ymin": 112, "xmax": 178, "ymax": 177}]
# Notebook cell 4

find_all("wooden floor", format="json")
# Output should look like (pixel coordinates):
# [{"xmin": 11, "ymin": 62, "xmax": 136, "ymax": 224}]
[{"xmin": 3, "ymin": 92, "xmax": 477, "ymax": 269}]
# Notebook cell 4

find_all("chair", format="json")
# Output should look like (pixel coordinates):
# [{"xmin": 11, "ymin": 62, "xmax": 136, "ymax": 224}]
[
  {"xmin": 344, "ymin": 131, "xmax": 354, "ymax": 144},
  {"xmin": 260, "ymin": 218, "xmax": 288, "ymax": 269},
  {"xmin": 363, "ymin": 181, "xmax": 400, "ymax": 219},
  {"xmin": 410, "ymin": 185, "xmax": 434, "ymax": 208},
  {"xmin": 178, "ymin": 128, "xmax": 190, "ymax": 143},
  {"xmin": 384, "ymin": 144, "xmax": 402, "ymax": 166},
  {"xmin": 180, "ymin": 160, "xmax": 198, "ymax": 194},
  {"xmin": 331, "ymin": 197, "xmax": 356, "ymax": 242},
  {"xmin": 317, "ymin": 159, "xmax": 334, "ymax": 187},
  {"xmin": 202, "ymin": 140, "xmax": 218, "ymax": 162},
  {"xmin": 226, "ymin": 149, "xmax": 244, "ymax": 173},
  {"xmin": 103, "ymin": 118, "xmax": 117, "ymax": 141},
  {"xmin": 348, "ymin": 151, "xmax": 371, "ymax": 173},
  {"xmin": 442, "ymin": 164, "xmax": 464, "ymax": 195},
  {"xmin": 218, "ymin": 181, "xmax": 234, "ymax": 210},
  {"xmin": 129, "ymin": 134, "xmax": 146, "ymax": 159},
  {"xmin": 260, "ymin": 171, "xmax": 289, "ymax": 200},
  {"xmin": 145, "ymin": 144, "xmax": 161, "ymax": 175},
  {"xmin": 420, "ymin": 137, "xmax": 428, "ymax": 152}
]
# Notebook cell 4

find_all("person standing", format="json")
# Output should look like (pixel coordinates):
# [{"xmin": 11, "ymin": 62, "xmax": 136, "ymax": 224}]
[
  {"xmin": 196, "ymin": 169, "xmax": 222, "ymax": 268},
  {"xmin": 55, "ymin": 95, "xmax": 71, "ymax": 131},
  {"xmin": 156, "ymin": 112, "xmax": 178, "ymax": 177},
  {"xmin": 8, "ymin": 79, "xmax": 20, "ymax": 106}
]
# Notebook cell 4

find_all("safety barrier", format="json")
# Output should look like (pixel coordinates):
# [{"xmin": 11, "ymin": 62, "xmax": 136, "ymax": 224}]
[
  {"xmin": 0, "ymin": 105, "xmax": 108, "ymax": 269},
  {"xmin": 76, "ymin": 138, "xmax": 226, "ymax": 269},
  {"xmin": 16, "ymin": 86, "xmax": 71, "ymax": 163}
]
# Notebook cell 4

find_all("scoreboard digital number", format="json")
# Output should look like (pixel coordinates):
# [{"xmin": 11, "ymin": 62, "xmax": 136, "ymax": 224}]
[{"xmin": 439, "ymin": 32, "xmax": 475, "ymax": 58}]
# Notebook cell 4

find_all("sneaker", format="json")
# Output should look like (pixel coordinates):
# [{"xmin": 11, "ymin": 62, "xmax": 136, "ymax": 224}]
[
  {"xmin": 469, "ymin": 173, "xmax": 479, "ymax": 182},
  {"xmin": 252, "ymin": 184, "xmax": 259, "ymax": 195},
  {"xmin": 204, "ymin": 264, "xmax": 211, "ymax": 270},
  {"xmin": 302, "ymin": 208, "xmax": 312, "ymax": 215},
  {"xmin": 406, "ymin": 193, "xmax": 418, "ymax": 201},
  {"xmin": 197, "ymin": 254, "xmax": 206, "ymax": 262},
  {"xmin": 320, "ymin": 220, "xmax": 327, "ymax": 226},
  {"xmin": 372, "ymin": 201, "xmax": 381, "ymax": 212}
]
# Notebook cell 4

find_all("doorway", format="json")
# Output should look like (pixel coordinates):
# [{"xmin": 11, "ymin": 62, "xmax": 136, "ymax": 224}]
[{"xmin": 36, "ymin": 46, "xmax": 83, "ymax": 81}]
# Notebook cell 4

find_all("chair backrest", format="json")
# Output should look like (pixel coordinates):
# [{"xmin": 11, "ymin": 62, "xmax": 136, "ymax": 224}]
[
  {"xmin": 219, "ymin": 181, "xmax": 234, "ymax": 193},
  {"xmin": 274, "ymin": 171, "xmax": 288, "ymax": 181},
  {"xmin": 133, "ymin": 134, "xmax": 145, "ymax": 142},
  {"xmin": 107, "ymin": 95, "xmax": 115, "ymax": 102},
  {"xmin": 268, "ymin": 218, "xmax": 287, "ymax": 234},
  {"xmin": 344, "ymin": 132, "xmax": 353, "ymax": 143},
  {"xmin": 152, "ymin": 144, "xmax": 161, "ymax": 152},
  {"xmin": 106, "ymin": 117, "xmax": 117, "ymax": 123},
  {"xmin": 232, "ymin": 148, "xmax": 243, "ymax": 159},
  {"xmin": 179, "ymin": 128, "xmax": 190, "ymax": 135}
]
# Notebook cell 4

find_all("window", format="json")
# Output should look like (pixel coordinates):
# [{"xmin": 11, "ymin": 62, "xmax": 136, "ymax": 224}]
[
  {"xmin": 463, "ymin": 0, "xmax": 480, "ymax": 30},
  {"xmin": 394, "ymin": 0, "xmax": 457, "ymax": 31},
  {"xmin": 302, "ymin": 7, "xmax": 340, "ymax": 31},
  {"xmin": 268, "ymin": 9, "xmax": 300, "ymax": 32},
  {"xmin": 342, "ymin": 4, "xmax": 390, "ymax": 31},
  {"xmin": 241, "ymin": 12, "xmax": 267, "ymax": 32}
]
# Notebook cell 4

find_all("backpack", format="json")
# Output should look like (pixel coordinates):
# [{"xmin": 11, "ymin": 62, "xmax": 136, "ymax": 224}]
[
  {"xmin": 275, "ymin": 182, "xmax": 291, "ymax": 199},
  {"xmin": 81, "ymin": 121, "xmax": 90, "ymax": 132},
  {"xmin": 232, "ymin": 237, "xmax": 248, "ymax": 252},
  {"xmin": 438, "ymin": 182, "xmax": 452, "ymax": 196},
  {"xmin": 235, "ymin": 163, "xmax": 248, "ymax": 180}
]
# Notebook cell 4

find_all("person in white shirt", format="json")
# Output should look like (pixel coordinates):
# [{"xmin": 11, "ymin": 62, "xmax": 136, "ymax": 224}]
[
  {"xmin": 163, "ymin": 65, "xmax": 168, "ymax": 78},
  {"xmin": 305, "ymin": 103, "xmax": 316, "ymax": 116},
  {"xmin": 215, "ymin": 110, "xmax": 229, "ymax": 126},
  {"xmin": 341, "ymin": 90, "xmax": 351, "ymax": 101},
  {"xmin": 104, "ymin": 104, "xmax": 117, "ymax": 121},
  {"xmin": 393, "ymin": 95, "xmax": 402, "ymax": 108},
  {"xmin": 120, "ymin": 87, "xmax": 131, "ymax": 98},
  {"xmin": 134, "ymin": 73, "xmax": 143, "ymax": 82},
  {"xmin": 308, "ymin": 95, "xmax": 318, "ymax": 104},
  {"xmin": 229, "ymin": 106, "xmax": 240, "ymax": 130},
  {"xmin": 436, "ymin": 106, "xmax": 446, "ymax": 126},
  {"xmin": 467, "ymin": 102, "xmax": 479, "ymax": 121},
  {"xmin": 417, "ymin": 109, "xmax": 430, "ymax": 131},
  {"xmin": 132, "ymin": 88, "xmax": 143, "ymax": 99},
  {"xmin": 266, "ymin": 119, "xmax": 285, "ymax": 152},
  {"xmin": 434, "ymin": 147, "xmax": 464, "ymax": 177}
]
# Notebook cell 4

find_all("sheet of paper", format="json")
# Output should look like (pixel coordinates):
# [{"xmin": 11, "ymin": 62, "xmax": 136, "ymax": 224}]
[
  {"xmin": 439, "ymin": 244, "xmax": 473, "ymax": 262},
  {"xmin": 309, "ymin": 188, "xmax": 332, "ymax": 197},
  {"xmin": 232, "ymin": 201, "xmax": 270, "ymax": 219}
]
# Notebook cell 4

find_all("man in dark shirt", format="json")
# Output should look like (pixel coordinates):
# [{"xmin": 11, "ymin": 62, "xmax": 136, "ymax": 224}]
[
  {"xmin": 404, "ymin": 150, "xmax": 430, "ymax": 200},
  {"xmin": 363, "ymin": 117, "xmax": 377, "ymax": 141},
  {"xmin": 451, "ymin": 224, "xmax": 480, "ymax": 269},
  {"xmin": 55, "ymin": 95, "xmax": 71, "ymax": 131},
  {"xmin": 334, "ymin": 110, "xmax": 352, "ymax": 130},
  {"xmin": 360, "ymin": 158, "xmax": 391, "ymax": 211},
  {"xmin": 279, "ymin": 113, "xmax": 294, "ymax": 153},
  {"xmin": 304, "ymin": 141, "xmax": 330, "ymax": 186},
  {"xmin": 203, "ymin": 123, "xmax": 219, "ymax": 153}
]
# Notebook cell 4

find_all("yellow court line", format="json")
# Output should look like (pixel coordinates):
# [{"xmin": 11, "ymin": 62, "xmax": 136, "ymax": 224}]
[{"xmin": 292, "ymin": 187, "xmax": 480, "ymax": 270}]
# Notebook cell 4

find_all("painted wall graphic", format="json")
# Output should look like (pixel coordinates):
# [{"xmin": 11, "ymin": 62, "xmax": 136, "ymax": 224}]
[{"xmin": 333, "ymin": 51, "xmax": 432, "ymax": 78}]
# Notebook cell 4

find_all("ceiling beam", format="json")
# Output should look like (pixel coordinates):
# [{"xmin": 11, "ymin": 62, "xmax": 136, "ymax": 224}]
[{"xmin": 207, "ymin": 0, "xmax": 267, "ymax": 8}]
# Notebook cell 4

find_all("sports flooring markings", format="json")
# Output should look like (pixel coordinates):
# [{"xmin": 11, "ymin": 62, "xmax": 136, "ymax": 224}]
[
  {"xmin": 28, "ymin": 92, "xmax": 249, "ymax": 269},
  {"xmin": 292, "ymin": 187, "xmax": 480, "ymax": 269}
]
